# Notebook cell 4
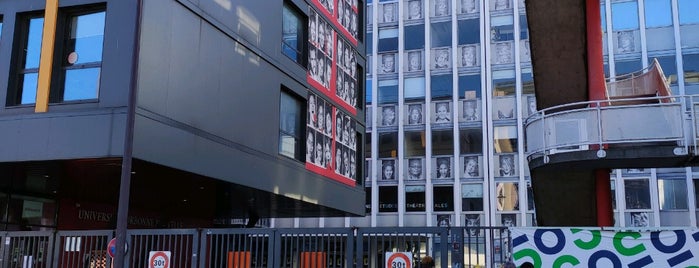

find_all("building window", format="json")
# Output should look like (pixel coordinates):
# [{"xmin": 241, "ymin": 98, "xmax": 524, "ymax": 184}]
[
  {"xmin": 9, "ymin": 16, "xmax": 44, "ymax": 105},
  {"xmin": 280, "ymin": 90, "xmax": 304, "ymax": 161},
  {"xmin": 282, "ymin": 2, "xmax": 305, "ymax": 65},
  {"xmin": 405, "ymin": 186, "xmax": 426, "ymax": 212},
  {"xmin": 658, "ymin": 178, "xmax": 688, "ymax": 210},
  {"xmin": 611, "ymin": 1, "xmax": 639, "ymax": 31},
  {"xmin": 58, "ymin": 9, "xmax": 106, "ymax": 102},
  {"xmin": 625, "ymin": 179, "xmax": 651, "ymax": 209},
  {"xmin": 679, "ymin": 0, "xmax": 699, "ymax": 25},
  {"xmin": 9, "ymin": 7, "xmax": 105, "ymax": 106},
  {"xmin": 378, "ymin": 186, "xmax": 398, "ymax": 212},
  {"xmin": 644, "ymin": 0, "xmax": 672, "ymax": 28}
]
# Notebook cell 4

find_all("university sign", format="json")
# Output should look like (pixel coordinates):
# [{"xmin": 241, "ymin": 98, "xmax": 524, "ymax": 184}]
[{"xmin": 511, "ymin": 228, "xmax": 699, "ymax": 267}]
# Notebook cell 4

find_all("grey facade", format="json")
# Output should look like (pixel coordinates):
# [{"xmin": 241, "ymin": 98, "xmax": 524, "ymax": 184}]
[{"xmin": 0, "ymin": 0, "xmax": 366, "ymax": 230}]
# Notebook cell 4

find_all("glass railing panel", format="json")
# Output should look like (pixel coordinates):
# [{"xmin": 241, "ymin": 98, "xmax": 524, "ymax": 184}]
[
  {"xmin": 601, "ymin": 104, "xmax": 683, "ymax": 142},
  {"xmin": 542, "ymin": 109, "xmax": 600, "ymax": 150},
  {"xmin": 525, "ymin": 119, "xmax": 544, "ymax": 154}
]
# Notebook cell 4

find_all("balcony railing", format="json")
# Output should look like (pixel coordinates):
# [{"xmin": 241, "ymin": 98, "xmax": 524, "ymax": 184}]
[{"xmin": 524, "ymin": 95, "xmax": 699, "ymax": 161}]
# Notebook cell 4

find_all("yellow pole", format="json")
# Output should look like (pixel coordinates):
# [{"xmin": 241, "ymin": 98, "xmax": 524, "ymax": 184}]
[{"xmin": 35, "ymin": 0, "xmax": 59, "ymax": 113}]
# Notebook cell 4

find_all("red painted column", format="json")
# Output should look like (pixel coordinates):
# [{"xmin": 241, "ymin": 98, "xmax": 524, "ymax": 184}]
[{"xmin": 587, "ymin": 0, "xmax": 614, "ymax": 227}]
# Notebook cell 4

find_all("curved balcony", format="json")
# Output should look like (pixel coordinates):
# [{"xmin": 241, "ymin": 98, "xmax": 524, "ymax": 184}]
[
  {"xmin": 525, "ymin": 60, "xmax": 695, "ymax": 170},
  {"xmin": 524, "ymin": 95, "xmax": 696, "ymax": 170}
]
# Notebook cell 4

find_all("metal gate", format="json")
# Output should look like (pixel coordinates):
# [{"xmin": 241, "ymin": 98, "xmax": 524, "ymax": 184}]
[{"xmin": 0, "ymin": 227, "xmax": 509, "ymax": 268}]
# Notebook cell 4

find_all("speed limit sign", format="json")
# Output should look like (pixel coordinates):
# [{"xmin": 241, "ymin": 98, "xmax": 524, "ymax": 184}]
[
  {"xmin": 385, "ymin": 252, "xmax": 412, "ymax": 268},
  {"xmin": 148, "ymin": 251, "xmax": 171, "ymax": 268}
]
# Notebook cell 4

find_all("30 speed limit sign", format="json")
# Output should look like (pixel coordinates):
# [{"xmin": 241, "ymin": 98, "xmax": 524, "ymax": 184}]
[
  {"xmin": 385, "ymin": 252, "xmax": 412, "ymax": 268},
  {"xmin": 148, "ymin": 251, "xmax": 171, "ymax": 268}
]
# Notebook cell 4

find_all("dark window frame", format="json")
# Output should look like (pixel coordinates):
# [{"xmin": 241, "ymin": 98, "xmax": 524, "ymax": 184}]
[
  {"xmin": 7, "ymin": 12, "xmax": 44, "ymax": 106},
  {"xmin": 51, "ymin": 5, "xmax": 106, "ymax": 103},
  {"xmin": 281, "ymin": 2, "xmax": 307, "ymax": 66},
  {"xmin": 279, "ymin": 88, "xmax": 306, "ymax": 162},
  {"xmin": 8, "ymin": 5, "xmax": 106, "ymax": 107}
]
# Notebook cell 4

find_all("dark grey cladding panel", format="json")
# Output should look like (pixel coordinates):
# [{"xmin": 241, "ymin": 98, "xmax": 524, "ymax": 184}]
[
  {"xmin": 0, "ymin": 110, "xmax": 127, "ymax": 162},
  {"xmin": 132, "ymin": 114, "xmax": 365, "ymax": 216}
]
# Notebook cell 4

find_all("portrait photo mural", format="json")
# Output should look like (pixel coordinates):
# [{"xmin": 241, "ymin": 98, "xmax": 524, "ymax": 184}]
[
  {"xmin": 433, "ymin": 157, "xmax": 453, "ymax": 179},
  {"xmin": 406, "ymin": 158, "xmax": 424, "ymax": 180},
  {"xmin": 406, "ymin": 0, "xmax": 423, "ymax": 20},
  {"xmin": 405, "ymin": 103, "xmax": 424, "ymax": 125},
  {"xmin": 336, "ymin": 0, "xmax": 359, "ymax": 39},
  {"xmin": 336, "ymin": 37, "xmax": 358, "ymax": 108},
  {"xmin": 308, "ymin": 9, "xmax": 359, "ymax": 114},
  {"xmin": 306, "ymin": 92, "xmax": 357, "ymax": 185}
]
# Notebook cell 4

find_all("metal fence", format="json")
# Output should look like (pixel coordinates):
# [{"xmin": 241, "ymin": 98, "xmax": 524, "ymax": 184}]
[{"xmin": 0, "ymin": 226, "xmax": 509, "ymax": 268}]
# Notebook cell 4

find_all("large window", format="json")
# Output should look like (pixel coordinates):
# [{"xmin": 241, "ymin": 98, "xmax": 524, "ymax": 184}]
[
  {"xmin": 9, "ymin": 7, "xmax": 106, "ymax": 106},
  {"xmin": 282, "ymin": 2, "xmax": 306, "ymax": 64},
  {"xmin": 59, "ymin": 10, "xmax": 106, "ymax": 102},
  {"xmin": 658, "ymin": 178, "xmax": 688, "ymax": 210},
  {"xmin": 625, "ymin": 179, "xmax": 651, "ymax": 209},
  {"xmin": 679, "ymin": 0, "xmax": 699, "ymax": 25},
  {"xmin": 644, "ymin": 0, "xmax": 672, "ymax": 28},
  {"xmin": 10, "ymin": 16, "xmax": 44, "ymax": 105},
  {"xmin": 611, "ymin": 1, "xmax": 639, "ymax": 31},
  {"xmin": 280, "ymin": 90, "xmax": 304, "ymax": 161}
]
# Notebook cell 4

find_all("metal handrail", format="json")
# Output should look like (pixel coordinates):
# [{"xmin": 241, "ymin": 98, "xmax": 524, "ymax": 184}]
[{"xmin": 524, "ymin": 95, "xmax": 696, "ymax": 161}]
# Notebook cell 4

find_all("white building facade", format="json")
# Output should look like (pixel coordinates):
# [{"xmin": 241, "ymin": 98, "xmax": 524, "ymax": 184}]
[{"xmin": 272, "ymin": 0, "xmax": 699, "ymax": 230}]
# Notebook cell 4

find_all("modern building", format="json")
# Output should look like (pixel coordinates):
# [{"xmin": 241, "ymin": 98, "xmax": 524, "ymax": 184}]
[
  {"xmin": 274, "ymin": 0, "xmax": 699, "ymax": 231},
  {"xmin": 0, "ymin": 0, "xmax": 366, "ymax": 230}
]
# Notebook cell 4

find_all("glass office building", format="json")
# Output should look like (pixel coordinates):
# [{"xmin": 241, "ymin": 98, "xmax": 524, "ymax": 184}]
[{"xmin": 272, "ymin": 0, "xmax": 699, "ymax": 229}]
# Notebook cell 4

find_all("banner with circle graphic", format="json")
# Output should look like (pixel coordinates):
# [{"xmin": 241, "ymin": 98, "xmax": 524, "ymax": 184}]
[{"xmin": 511, "ymin": 228, "xmax": 699, "ymax": 268}]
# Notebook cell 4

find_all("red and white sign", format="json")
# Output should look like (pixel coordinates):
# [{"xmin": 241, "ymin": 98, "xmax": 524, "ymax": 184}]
[
  {"xmin": 385, "ymin": 252, "xmax": 412, "ymax": 268},
  {"xmin": 148, "ymin": 251, "xmax": 171, "ymax": 268}
]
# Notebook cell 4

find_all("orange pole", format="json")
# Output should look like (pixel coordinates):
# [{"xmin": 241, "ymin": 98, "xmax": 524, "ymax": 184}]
[{"xmin": 587, "ymin": 0, "xmax": 614, "ymax": 227}]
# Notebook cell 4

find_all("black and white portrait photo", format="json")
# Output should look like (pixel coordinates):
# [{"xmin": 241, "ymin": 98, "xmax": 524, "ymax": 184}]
[
  {"xmin": 407, "ymin": 50, "xmax": 422, "ymax": 72},
  {"xmin": 380, "ymin": 53, "xmax": 396, "ymax": 73},
  {"xmin": 407, "ymin": 104, "xmax": 423, "ymax": 125},
  {"xmin": 493, "ymin": 0, "xmax": 510, "ymax": 11},
  {"xmin": 630, "ymin": 212, "xmax": 649, "ymax": 227},
  {"xmin": 520, "ymin": 39, "xmax": 531, "ymax": 62},
  {"xmin": 437, "ymin": 214, "xmax": 451, "ymax": 227},
  {"xmin": 407, "ymin": 158, "xmax": 423, "ymax": 180},
  {"xmin": 495, "ymin": 42, "xmax": 513, "ymax": 64},
  {"xmin": 381, "ymin": 3, "xmax": 397, "ymax": 23},
  {"xmin": 306, "ymin": 129, "xmax": 315, "ymax": 163},
  {"xmin": 308, "ymin": 94, "xmax": 317, "ymax": 128},
  {"xmin": 460, "ymin": 45, "xmax": 477, "ymax": 67},
  {"xmin": 381, "ymin": 159, "xmax": 396, "ymax": 180},
  {"xmin": 407, "ymin": 0, "xmax": 423, "ymax": 20},
  {"xmin": 526, "ymin": 95, "xmax": 537, "ymax": 116},
  {"xmin": 381, "ymin": 105, "xmax": 397, "ymax": 126},
  {"xmin": 465, "ymin": 215, "xmax": 480, "ymax": 236},
  {"xmin": 462, "ymin": 100, "xmax": 478, "ymax": 121},
  {"xmin": 324, "ymin": 138, "xmax": 332, "ymax": 167},
  {"xmin": 501, "ymin": 214, "xmax": 516, "ymax": 227},
  {"xmin": 498, "ymin": 154, "xmax": 516, "ymax": 176},
  {"xmin": 433, "ymin": 48, "xmax": 450, "ymax": 69},
  {"xmin": 335, "ymin": 109, "xmax": 343, "ymax": 143},
  {"xmin": 494, "ymin": 97, "xmax": 515, "ymax": 120},
  {"xmin": 435, "ymin": 157, "xmax": 452, "ymax": 179},
  {"xmin": 433, "ymin": 0, "xmax": 450, "ymax": 17},
  {"xmin": 334, "ymin": 144, "xmax": 343, "ymax": 173},
  {"xmin": 463, "ymin": 156, "xmax": 480, "ymax": 177},
  {"xmin": 434, "ymin": 101, "xmax": 451, "ymax": 123},
  {"xmin": 315, "ymin": 136, "xmax": 325, "ymax": 167},
  {"xmin": 460, "ymin": 0, "xmax": 478, "ymax": 14},
  {"xmin": 617, "ymin": 31, "xmax": 635, "ymax": 53}
]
